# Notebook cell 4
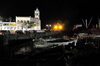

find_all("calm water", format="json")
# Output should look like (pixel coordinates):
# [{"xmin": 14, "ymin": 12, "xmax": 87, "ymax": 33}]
[{"xmin": 0, "ymin": 38, "xmax": 100, "ymax": 66}]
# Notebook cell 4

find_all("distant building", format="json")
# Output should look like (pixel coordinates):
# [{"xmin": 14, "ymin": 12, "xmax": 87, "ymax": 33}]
[
  {"xmin": 1, "ymin": 22, "xmax": 16, "ymax": 30},
  {"xmin": 0, "ymin": 8, "xmax": 41, "ymax": 31}
]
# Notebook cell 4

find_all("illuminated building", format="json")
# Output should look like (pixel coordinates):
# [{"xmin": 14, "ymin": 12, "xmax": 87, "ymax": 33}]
[{"xmin": 0, "ymin": 8, "xmax": 41, "ymax": 31}]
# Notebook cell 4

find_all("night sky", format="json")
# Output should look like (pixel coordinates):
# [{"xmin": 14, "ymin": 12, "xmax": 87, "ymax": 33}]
[{"xmin": 0, "ymin": 0, "xmax": 100, "ymax": 28}]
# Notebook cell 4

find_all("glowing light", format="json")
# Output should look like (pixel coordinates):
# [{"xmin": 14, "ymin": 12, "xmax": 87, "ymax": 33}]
[
  {"xmin": 10, "ymin": 23, "xmax": 16, "ymax": 26},
  {"xmin": 54, "ymin": 25, "xmax": 58, "ymax": 29},
  {"xmin": 53, "ymin": 23, "xmax": 63, "ymax": 31},
  {"xmin": 59, "ymin": 25, "xmax": 62, "ymax": 29}
]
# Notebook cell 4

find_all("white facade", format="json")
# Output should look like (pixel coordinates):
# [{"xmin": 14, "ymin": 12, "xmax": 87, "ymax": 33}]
[
  {"xmin": 0, "ymin": 8, "xmax": 41, "ymax": 31},
  {"xmin": 34, "ymin": 8, "xmax": 40, "ymax": 19},
  {"xmin": 16, "ymin": 16, "xmax": 31, "ymax": 30}
]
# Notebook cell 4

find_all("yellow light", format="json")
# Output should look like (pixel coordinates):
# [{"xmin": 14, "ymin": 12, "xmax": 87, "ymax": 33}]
[
  {"xmin": 10, "ymin": 23, "xmax": 16, "ymax": 26},
  {"xmin": 53, "ymin": 23, "xmax": 64, "ymax": 31},
  {"xmin": 59, "ymin": 25, "xmax": 62, "ymax": 29},
  {"xmin": 54, "ymin": 25, "xmax": 58, "ymax": 29}
]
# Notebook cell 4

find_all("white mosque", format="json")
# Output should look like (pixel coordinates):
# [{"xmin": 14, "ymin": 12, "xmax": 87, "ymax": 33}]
[{"xmin": 0, "ymin": 8, "xmax": 41, "ymax": 31}]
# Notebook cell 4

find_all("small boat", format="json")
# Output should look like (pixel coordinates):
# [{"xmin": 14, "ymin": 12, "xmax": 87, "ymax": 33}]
[{"xmin": 33, "ymin": 37, "xmax": 78, "ymax": 48}]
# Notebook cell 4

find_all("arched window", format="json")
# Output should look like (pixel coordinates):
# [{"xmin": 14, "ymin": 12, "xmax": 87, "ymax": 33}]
[
  {"xmin": 36, "ymin": 13, "xmax": 38, "ymax": 15},
  {"xmin": 21, "ymin": 20, "xmax": 23, "ymax": 22},
  {"xmin": 27, "ymin": 20, "xmax": 29, "ymax": 23},
  {"xmin": 27, "ymin": 20, "xmax": 29, "ymax": 22}
]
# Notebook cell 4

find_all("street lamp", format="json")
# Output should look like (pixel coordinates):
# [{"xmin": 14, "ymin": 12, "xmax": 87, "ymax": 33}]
[{"xmin": 53, "ymin": 23, "xmax": 63, "ymax": 31}]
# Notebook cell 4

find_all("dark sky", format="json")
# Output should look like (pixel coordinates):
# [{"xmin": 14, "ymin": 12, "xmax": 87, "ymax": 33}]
[{"xmin": 0, "ymin": 0, "xmax": 100, "ymax": 26}]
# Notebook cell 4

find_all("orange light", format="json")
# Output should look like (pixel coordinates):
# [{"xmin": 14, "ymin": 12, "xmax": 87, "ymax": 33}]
[
  {"xmin": 53, "ymin": 23, "xmax": 63, "ymax": 31},
  {"xmin": 54, "ymin": 25, "xmax": 58, "ymax": 29},
  {"xmin": 59, "ymin": 25, "xmax": 62, "ymax": 29}
]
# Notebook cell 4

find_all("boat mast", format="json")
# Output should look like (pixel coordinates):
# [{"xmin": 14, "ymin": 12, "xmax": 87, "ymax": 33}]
[{"xmin": 82, "ymin": 17, "xmax": 93, "ymax": 29}]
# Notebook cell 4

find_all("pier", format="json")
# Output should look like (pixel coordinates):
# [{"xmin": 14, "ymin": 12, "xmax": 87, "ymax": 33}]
[{"xmin": 0, "ymin": 31, "xmax": 62, "ymax": 45}]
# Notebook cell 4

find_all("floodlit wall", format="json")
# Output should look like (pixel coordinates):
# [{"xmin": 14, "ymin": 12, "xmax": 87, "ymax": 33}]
[{"xmin": 0, "ymin": 8, "xmax": 41, "ymax": 31}]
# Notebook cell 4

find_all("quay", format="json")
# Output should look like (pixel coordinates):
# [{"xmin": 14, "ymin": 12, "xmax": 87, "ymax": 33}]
[{"xmin": 0, "ymin": 30, "xmax": 62, "ymax": 45}]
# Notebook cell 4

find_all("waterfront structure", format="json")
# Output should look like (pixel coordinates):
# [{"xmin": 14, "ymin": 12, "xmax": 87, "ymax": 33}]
[{"xmin": 0, "ymin": 8, "xmax": 41, "ymax": 31}]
